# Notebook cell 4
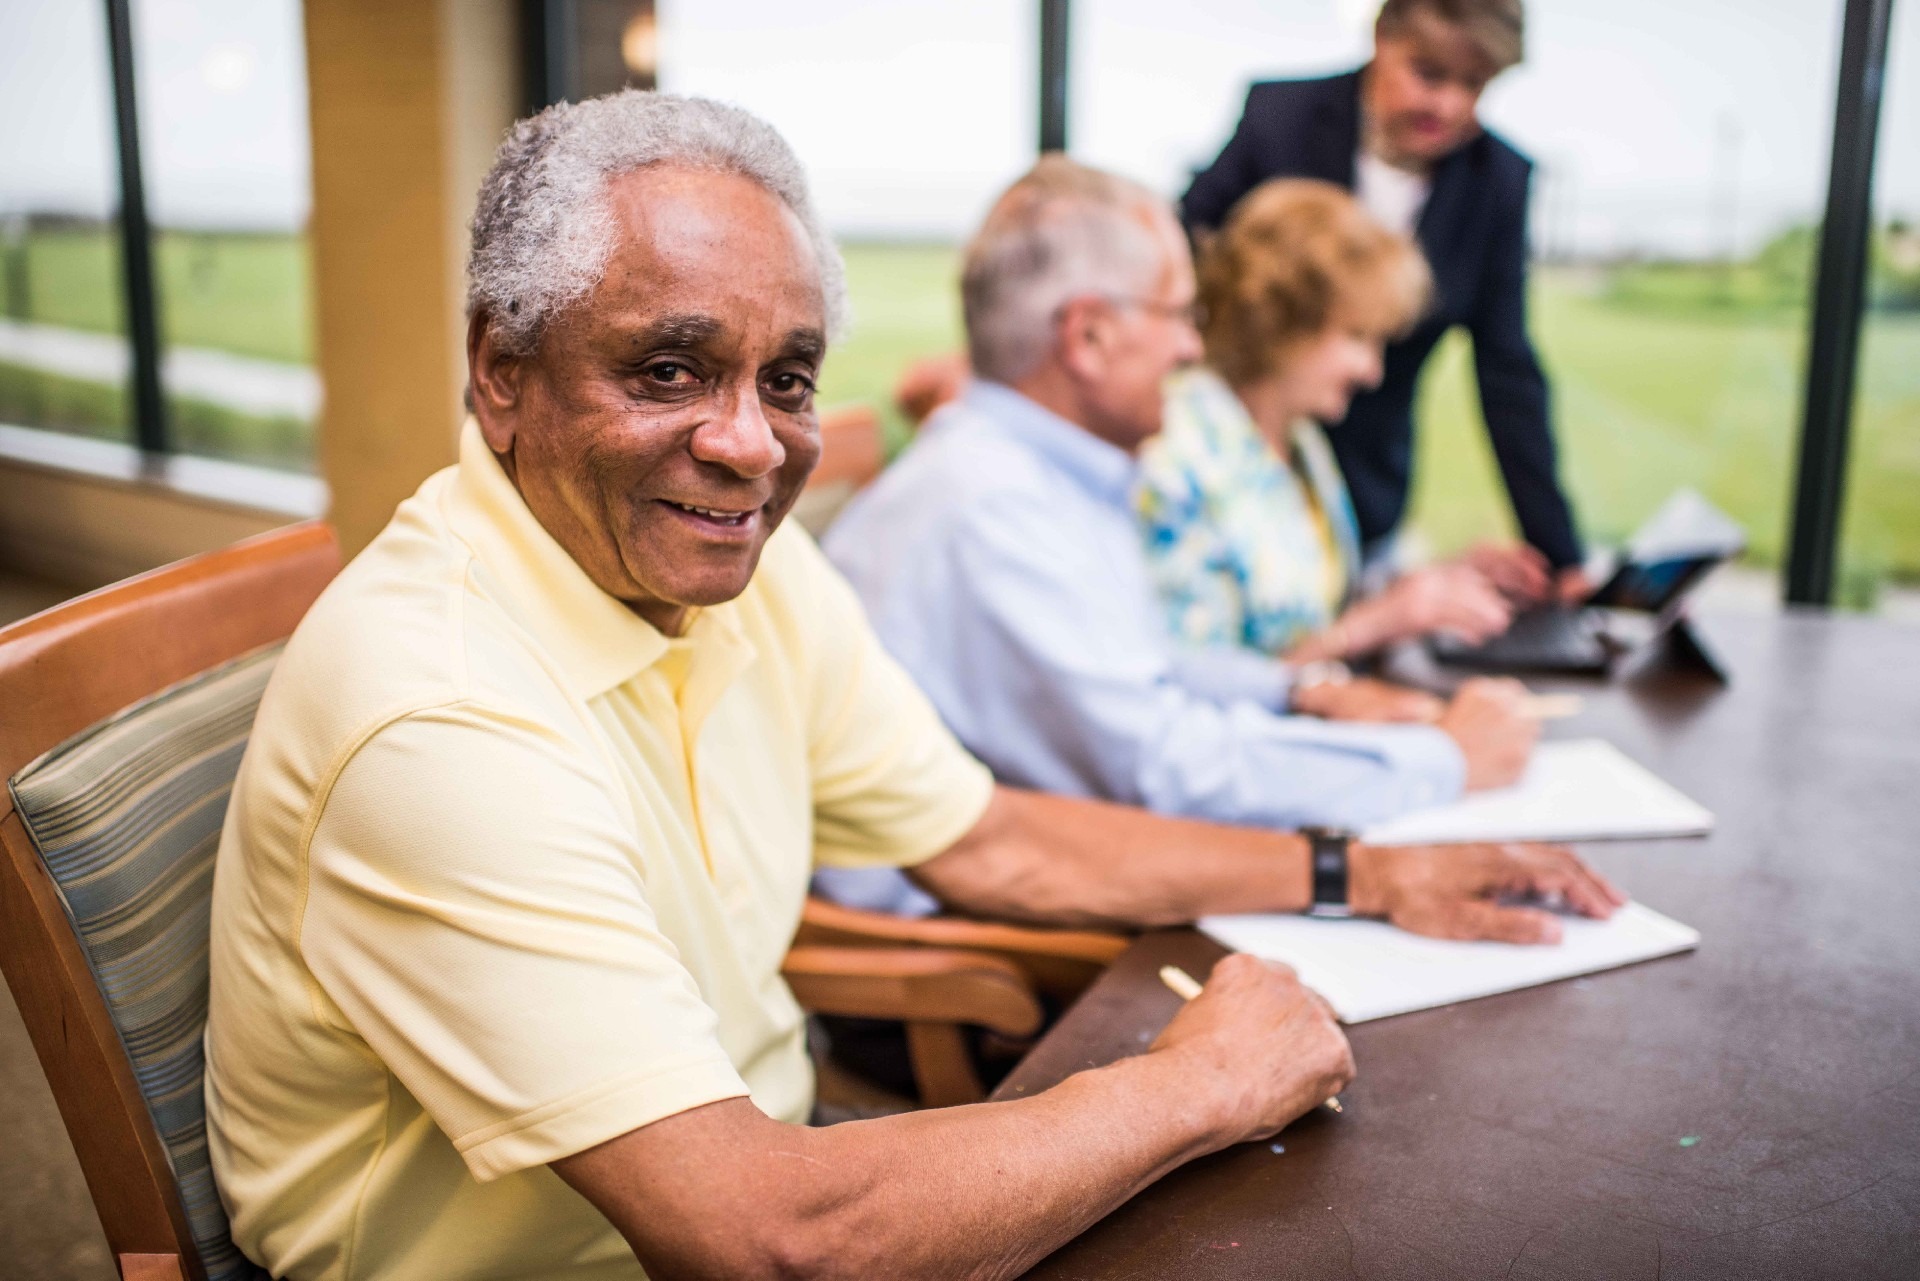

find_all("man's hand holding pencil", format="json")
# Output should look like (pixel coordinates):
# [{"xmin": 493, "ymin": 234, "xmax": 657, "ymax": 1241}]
[{"xmin": 1147, "ymin": 954, "xmax": 1355, "ymax": 1145}]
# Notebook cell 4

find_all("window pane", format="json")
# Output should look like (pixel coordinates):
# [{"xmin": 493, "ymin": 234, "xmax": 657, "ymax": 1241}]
[
  {"xmin": 131, "ymin": 0, "xmax": 317, "ymax": 473},
  {"xmin": 662, "ymin": 0, "xmax": 1025, "ymax": 440},
  {"xmin": 0, "ymin": 0, "xmax": 133, "ymax": 446},
  {"xmin": 1416, "ymin": 0, "xmax": 1844, "ymax": 601},
  {"xmin": 1079, "ymin": 0, "xmax": 1848, "ymax": 606},
  {"xmin": 1075, "ymin": 0, "xmax": 1372, "ymax": 200},
  {"xmin": 1840, "ymin": 0, "xmax": 1920, "ymax": 615}
]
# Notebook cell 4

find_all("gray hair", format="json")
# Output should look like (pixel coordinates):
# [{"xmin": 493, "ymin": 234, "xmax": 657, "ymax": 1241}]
[
  {"xmin": 467, "ymin": 91, "xmax": 848, "ymax": 357},
  {"xmin": 961, "ymin": 155, "xmax": 1168, "ymax": 384}
]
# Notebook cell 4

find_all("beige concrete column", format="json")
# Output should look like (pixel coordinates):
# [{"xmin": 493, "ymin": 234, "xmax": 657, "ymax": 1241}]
[{"xmin": 305, "ymin": 0, "xmax": 519, "ymax": 555}]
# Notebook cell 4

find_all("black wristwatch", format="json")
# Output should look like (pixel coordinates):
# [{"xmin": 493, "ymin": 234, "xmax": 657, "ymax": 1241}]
[{"xmin": 1302, "ymin": 827, "xmax": 1355, "ymax": 918}]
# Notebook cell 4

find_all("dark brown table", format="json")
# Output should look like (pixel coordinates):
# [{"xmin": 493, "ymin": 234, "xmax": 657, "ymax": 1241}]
[{"xmin": 995, "ymin": 610, "xmax": 1920, "ymax": 1280}]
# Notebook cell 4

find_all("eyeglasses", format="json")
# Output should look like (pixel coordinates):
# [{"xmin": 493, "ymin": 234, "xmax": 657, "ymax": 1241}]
[{"xmin": 1105, "ymin": 294, "xmax": 1207, "ymax": 328}]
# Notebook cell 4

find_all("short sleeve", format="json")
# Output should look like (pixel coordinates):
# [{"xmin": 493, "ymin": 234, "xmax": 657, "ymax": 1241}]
[
  {"xmin": 778, "ymin": 530, "xmax": 994, "ymax": 870},
  {"xmin": 300, "ymin": 702, "xmax": 750, "ymax": 1183}
]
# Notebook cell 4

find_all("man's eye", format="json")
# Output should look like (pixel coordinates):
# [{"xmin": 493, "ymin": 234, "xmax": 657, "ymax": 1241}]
[
  {"xmin": 768, "ymin": 372, "xmax": 816, "ymax": 398},
  {"xmin": 645, "ymin": 362, "xmax": 693, "ymax": 384}
]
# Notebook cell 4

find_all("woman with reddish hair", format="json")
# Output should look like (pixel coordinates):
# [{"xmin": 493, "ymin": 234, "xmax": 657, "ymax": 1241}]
[{"xmin": 1140, "ymin": 179, "xmax": 1540, "ymax": 691}]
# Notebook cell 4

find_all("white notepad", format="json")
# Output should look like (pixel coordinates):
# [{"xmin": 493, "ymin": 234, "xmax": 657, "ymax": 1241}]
[
  {"xmin": 1199, "ymin": 902, "xmax": 1700, "ymax": 1023},
  {"xmin": 1361, "ymin": 739, "xmax": 1713, "ymax": 846}
]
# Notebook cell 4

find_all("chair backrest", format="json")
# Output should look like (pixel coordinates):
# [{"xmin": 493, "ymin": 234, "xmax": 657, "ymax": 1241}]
[
  {"xmin": 892, "ymin": 352, "xmax": 968, "ymax": 429},
  {"xmin": 0, "ymin": 522, "xmax": 341, "ymax": 1281},
  {"xmin": 792, "ymin": 403, "xmax": 887, "ymax": 535}
]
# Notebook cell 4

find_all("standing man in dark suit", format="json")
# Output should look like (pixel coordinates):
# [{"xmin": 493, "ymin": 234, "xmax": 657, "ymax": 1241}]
[{"xmin": 1184, "ymin": 0, "xmax": 1589, "ymax": 599}]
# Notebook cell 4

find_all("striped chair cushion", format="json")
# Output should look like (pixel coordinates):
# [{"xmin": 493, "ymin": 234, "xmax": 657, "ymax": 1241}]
[{"xmin": 10, "ymin": 646, "xmax": 280, "ymax": 1281}]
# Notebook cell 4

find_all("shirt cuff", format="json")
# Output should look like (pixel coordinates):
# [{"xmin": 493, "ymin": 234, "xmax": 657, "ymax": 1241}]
[
  {"xmin": 1371, "ymin": 724, "xmax": 1469, "ymax": 814},
  {"xmin": 1168, "ymin": 644, "xmax": 1293, "ymax": 712}
]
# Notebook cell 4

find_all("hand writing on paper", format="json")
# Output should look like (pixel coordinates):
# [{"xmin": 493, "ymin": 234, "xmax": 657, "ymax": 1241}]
[
  {"xmin": 1149, "ymin": 953, "xmax": 1354, "ymax": 1145},
  {"xmin": 1437, "ymin": 678, "xmax": 1541, "ymax": 790},
  {"xmin": 1350, "ymin": 841, "xmax": 1629, "ymax": 945}
]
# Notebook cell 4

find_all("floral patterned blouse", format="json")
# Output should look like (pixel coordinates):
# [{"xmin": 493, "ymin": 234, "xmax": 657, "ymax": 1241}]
[{"xmin": 1138, "ymin": 367, "xmax": 1362, "ymax": 656}]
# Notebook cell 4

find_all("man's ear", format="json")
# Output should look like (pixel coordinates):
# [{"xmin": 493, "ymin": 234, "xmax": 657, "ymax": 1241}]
[
  {"xmin": 467, "ymin": 310, "xmax": 525, "ymax": 455},
  {"xmin": 1054, "ymin": 296, "xmax": 1112, "ymax": 385}
]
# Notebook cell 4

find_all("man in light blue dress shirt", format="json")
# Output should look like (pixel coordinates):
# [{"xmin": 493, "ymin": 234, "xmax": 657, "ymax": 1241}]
[{"xmin": 819, "ymin": 156, "xmax": 1537, "ymax": 915}]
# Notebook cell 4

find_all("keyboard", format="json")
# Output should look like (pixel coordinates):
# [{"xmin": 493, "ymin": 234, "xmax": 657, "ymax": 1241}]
[{"xmin": 1427, "ymin": 606, "xmax": 1613, "ymax": 674}]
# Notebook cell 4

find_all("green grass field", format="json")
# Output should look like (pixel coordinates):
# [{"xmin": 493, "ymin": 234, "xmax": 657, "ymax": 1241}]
[
  {"xmin": 5, "ymin": 232, "xmax": 1915, "ymax": 600},
  {"xmin": 5, "ymin": 228, "xmax": 313, "ymax": 363},
  {"xmin": 2, "ymin": 228, "xmax": 317, "ymax": 471}
]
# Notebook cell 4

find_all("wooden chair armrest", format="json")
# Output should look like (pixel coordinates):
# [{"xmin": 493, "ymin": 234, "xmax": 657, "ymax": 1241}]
[
  {"xmin": 119, "ymin": 1254, "xmax": 186, "ymax": 1281},
  {"xmin": 796, "ymin": 896, "xmax": 1128, "ymax": 963},
  {"xmin": 781, "ymin": 944, "xmax": 1043, "ymax": 1038},
  {"xmin": 794, "ymin": 897, "xmax": 1129, "ymax": 1001},
  {"xmin": 783, "ymin": 944, "xmax": 1045, "ymax": 1110}
]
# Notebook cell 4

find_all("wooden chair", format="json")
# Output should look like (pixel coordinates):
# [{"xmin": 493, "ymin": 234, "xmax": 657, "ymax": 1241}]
[
  {"xmin": 787, "ymin": 900, "xmax": 1128, "ymax": 1106},
  {"xmin": 0, "ymin": 523, "xmax": 341, "ymax": 1281},
  {"xmin": 0, "ymin": 516, "xmax": 1119, "ymax": 1276},
  {"xmin": 893, "ymin": 352, "xmax": 970, "ymax": 428},
  {"xmin": 795, "ymin": 897, "xmax": 1126, "ymax": 1006},
  {"xmin": 790, "ymin": 402, "xmax": 888, "ymax": 536}
]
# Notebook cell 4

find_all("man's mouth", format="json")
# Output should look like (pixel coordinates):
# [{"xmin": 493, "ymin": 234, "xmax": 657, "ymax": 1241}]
[{"xmin": 664, "ymin": 500, "xmax": 759, "ymax": 530}]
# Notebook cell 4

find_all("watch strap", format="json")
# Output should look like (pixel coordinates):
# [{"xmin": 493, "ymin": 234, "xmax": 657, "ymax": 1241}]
[{"xmin": 1304, "ymin": 827, "xmax": 1354, "ymax": 918}]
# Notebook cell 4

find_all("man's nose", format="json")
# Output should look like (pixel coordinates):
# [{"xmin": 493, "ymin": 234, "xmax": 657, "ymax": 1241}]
[
  {"xmin": 691, "ymin": 386, "xmax": 786, "ymax": 479},
  {"xmin": 1438, "ymin": 84, "xmax": 1478, "ymax": 125}
]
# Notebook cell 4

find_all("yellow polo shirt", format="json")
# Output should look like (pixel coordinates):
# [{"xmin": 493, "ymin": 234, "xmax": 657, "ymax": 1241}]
[{"xmin": 205, "ymin": 422, "xmax": 994, "ymax": 1281}]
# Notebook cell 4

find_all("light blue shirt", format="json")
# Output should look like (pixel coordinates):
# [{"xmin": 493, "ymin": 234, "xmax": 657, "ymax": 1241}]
[{"xmin": 817, "ymin": 382, "xmax": 1465, "ymax": 915}]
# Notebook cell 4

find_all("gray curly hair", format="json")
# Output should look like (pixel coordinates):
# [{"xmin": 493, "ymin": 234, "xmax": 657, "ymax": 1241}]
[{"xmin": 467, "ymin": 91, "xmax": 849, "ymax": 358}]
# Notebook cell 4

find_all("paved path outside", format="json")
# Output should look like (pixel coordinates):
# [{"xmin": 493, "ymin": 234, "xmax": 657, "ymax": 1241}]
[{"xmin": 0, "ymin": 319, "xmax": 319, "ymax": 421}]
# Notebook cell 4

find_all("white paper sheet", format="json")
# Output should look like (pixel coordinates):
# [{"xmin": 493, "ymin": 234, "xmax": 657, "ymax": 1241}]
[
  {"xmin": 1360, "ymin": 739, "xmax": 1713, "ymax": 846},
  {"xmin": 1199, "ymin": 902, "xmax": 1700, "ymax": 1023}
]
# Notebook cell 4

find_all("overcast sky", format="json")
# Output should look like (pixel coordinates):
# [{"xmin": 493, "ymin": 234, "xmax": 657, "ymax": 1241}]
[
  {"xmin": 1, "ymin": 0, "xmax": 1914, "ymax": 256},
  {"xmin": 0, "ymin": 0, "xmax": 310, "ymax": 230}
]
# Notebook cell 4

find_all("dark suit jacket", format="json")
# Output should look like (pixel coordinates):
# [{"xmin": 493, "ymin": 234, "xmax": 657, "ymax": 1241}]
[{"xmin": 1182, "ymin": 69, "xmax": 1582, "ymax": 569}]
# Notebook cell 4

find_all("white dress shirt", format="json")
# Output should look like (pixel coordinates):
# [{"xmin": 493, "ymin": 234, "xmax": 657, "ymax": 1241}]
[{"xmin": 1355, "ymin": 148, "xmax": 1432, "ymax": 238}]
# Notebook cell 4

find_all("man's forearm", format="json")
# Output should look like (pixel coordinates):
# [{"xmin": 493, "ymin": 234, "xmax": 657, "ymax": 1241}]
[
  {"xmin": 911, "ymin": 786, "xmax": 1312, "ymax": 928},
  {"xmin": 560, "ymin": 1048, "xmax": 1234, "ymax": 1281},
  {"xmin": 786, "ymin": 1049, "xmax": 1227, "ymax": 1278}
]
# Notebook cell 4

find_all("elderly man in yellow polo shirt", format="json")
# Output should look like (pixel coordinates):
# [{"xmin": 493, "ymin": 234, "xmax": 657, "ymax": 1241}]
[{"xmin": 204, "ymin": 91, "xmax": 1623, "ymax": 1280}]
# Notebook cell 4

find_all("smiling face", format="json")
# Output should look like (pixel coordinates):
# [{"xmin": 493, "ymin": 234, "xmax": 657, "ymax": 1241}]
[
  {"xmin": 1364, "ymin": 17, "xmax": 1501, "ymax": 168},
  {"xmin": 468, "ymin": 165, "xmax": 828, "ymax": 635}
]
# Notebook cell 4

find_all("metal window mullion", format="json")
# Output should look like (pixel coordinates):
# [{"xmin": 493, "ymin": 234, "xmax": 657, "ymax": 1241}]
[
  {"xmin": 522, "ymin": 0, "xmax": 580, "ymax": 113},
  {"xmin": 103, "ymin": 0, "xmax": 167, "ymax": 456},
  {"xmin": 1039, "ymin": 0, "xmax": 1070, "ymax": 152},
  {"xmin": 1785, "ymin": 0, "xmax": 1896, "ymax": 606}
]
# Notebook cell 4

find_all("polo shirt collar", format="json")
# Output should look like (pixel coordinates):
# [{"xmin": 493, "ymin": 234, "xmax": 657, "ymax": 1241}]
[
  {"xmin": 443, "ymin": 418, "xmax": 752, "ymax": 702},
  {"xmin": 967, "ymin": 380, "xmax": 1139, "ymax": 512}
]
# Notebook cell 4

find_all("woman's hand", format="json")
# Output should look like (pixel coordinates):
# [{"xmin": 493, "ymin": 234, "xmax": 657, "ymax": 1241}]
[
  {"xmin": 1291, "ymin": 562, "xmax": 1519, "ymax": 661},
  {"xmin": 1461, "ymin": 542, "xmax": 1551, "ymax": 602},
  {"xmin": 1371, "ymin": 564, "xmax": 1513, "ymax": 646}
]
